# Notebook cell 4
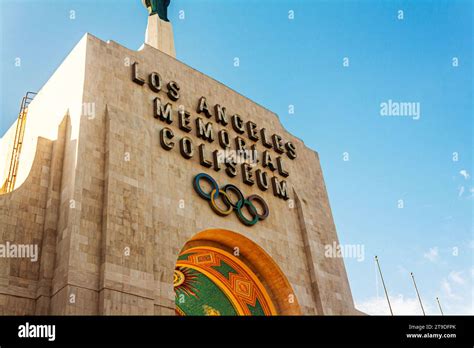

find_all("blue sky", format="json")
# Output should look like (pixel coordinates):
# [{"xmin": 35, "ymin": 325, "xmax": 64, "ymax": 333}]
[{"xmin": 1, "ymin": 0, "xmax": 472, "ymax": 314}]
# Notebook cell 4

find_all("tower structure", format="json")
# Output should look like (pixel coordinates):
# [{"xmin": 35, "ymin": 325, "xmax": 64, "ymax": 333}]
[{"xmin": 0, "ymin": 1, "xmax": 359, "ymax": 316}]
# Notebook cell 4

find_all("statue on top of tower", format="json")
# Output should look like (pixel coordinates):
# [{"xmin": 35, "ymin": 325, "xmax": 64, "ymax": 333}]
[{"xmin": 142, "ymin": 0, "xmax": 171, "ymax": 22}]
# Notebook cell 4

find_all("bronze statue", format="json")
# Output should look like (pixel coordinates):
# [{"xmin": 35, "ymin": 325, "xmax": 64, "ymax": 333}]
[{"xmin": 142, "ymin": 0, "xmax": 171, "ymax": 22}]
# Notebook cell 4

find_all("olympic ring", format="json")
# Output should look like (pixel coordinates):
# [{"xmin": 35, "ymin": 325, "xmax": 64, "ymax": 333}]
[
  {"xmin": 247, "ymin": 195, "xmax": 269, "ymax": 220},
  {"xmin": 210, "ymin": 188, "xmax": 234, "ymax": 216},
  {"xmin": 236, "ymin": 199, "xmax": 259, "ymax": 226},
  {"xmin": 222, "ymin": 184, "xmax": 244, "ymax": 209},
  {"xmin": 193, "ymin": 173, "xmax": 219, "ymax": 200},
  {"xmin": 193, "ymin": 173, "xmax": 269, "ymax": 226}
]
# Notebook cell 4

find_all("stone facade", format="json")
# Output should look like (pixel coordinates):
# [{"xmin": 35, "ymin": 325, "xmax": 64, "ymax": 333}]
[{"xmin": 0, "ymin": 33, "xmax": 358, "ymax": 315}]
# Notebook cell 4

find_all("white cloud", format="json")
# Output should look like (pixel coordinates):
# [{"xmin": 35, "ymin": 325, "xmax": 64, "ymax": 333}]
[
  {"xmin": 441, "ymin": 279, "xmax": 459, "ymax": 299},
  {"xmin": 423, "ymin": 247, "xmax": 439, "ymax": 262},
  {"xmin": 448, "ymin": 271, "xmax": 465, "ymax": 285},
  {"xmin": 458, "ymin": 186, "xmax": 465, "ymax": 197},
  {"xmin": 356, "ymin": 294, "xmax": 432, "ymax": 315},
  {"xmin": 436, "ymin": 269, "xmax": 473, "ymax": 314},
  {"xmin": 459, "ymin": 170, "xmax": 470, "ymax": 179}
]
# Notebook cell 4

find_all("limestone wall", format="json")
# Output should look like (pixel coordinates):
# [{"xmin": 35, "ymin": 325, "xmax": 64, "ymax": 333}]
[
  {"xmin": 0, "ymin": 33, "xmax": 87, "ymax": 315},
  {"xmin": 76, "ymin": 34, "xmax": 355, "ymax": 314},
  {"xmin": 0, "ymin": 137, "xmax": 52, "ymax": 314}
]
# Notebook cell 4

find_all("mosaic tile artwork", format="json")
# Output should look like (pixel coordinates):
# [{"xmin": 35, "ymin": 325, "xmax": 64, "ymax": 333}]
[{"xmin": 175, "ymin": 246, "xmax": 276, "ymax": 316}]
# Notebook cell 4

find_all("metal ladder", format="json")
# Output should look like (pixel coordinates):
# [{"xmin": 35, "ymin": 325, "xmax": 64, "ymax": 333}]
[{"xmin": 0, "ymin": 92, "xmax": 37, "ymax": 194}]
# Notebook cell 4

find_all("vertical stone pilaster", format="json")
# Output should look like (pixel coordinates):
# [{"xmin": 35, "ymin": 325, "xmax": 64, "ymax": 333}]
[{"xmin": 35, "ymin": 115, "xmax": 69, "ymax": 314}]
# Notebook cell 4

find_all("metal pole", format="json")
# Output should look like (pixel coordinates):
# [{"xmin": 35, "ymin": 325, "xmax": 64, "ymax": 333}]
[
  {"xmin": 436, "ymin": 297, "xmax": 444, "ymax": 315},
  {"xmin": 375, "ymin": 256, "xmax": 393, "ymax": 315},
  {"xmin": 375, "ymin": 256, "xmax": 379, "ymax": 299},
  {"xmin": 410, "ymin": 272, "xmax": 425, "ymax": 315}
]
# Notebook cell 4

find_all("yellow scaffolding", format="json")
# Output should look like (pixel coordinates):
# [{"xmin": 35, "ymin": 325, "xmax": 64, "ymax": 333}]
[{"xmin": 0, "ymin": 92, "xmax": 37, "ymax": 194}]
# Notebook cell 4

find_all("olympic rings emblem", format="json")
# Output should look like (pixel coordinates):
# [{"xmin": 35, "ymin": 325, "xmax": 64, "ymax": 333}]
[{"xmin": 193, "ymin": 173, "xmax": 269, "ymax": 226}]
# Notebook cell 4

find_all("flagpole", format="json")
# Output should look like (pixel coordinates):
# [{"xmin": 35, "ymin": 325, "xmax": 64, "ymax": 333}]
[
  {"xmin": 410, "ymin": 272, "xmax": 425, "ymax": 315},
  {"xmin": 436, "ymin": 297, "xmax": 444, "ymax": 315},
  {"xmin": 375, "ymin": 256, "xmax": 393, "ymax": 315}
]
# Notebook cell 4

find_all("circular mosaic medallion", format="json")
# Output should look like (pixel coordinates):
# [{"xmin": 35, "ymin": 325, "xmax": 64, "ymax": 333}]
[
  {"xmin": 173, "ymin": 269, "xmax": 185, "ymax": 287},
  {"xmin": 175, "ymin": 246, "xmax": 277, "ymax": 316}
]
